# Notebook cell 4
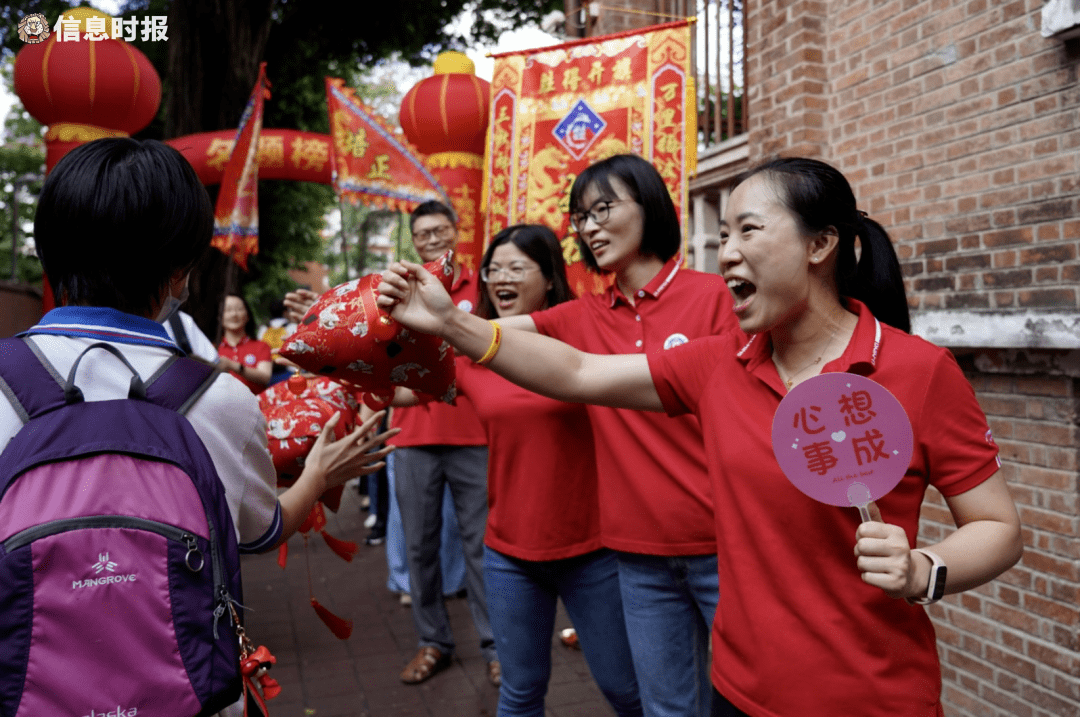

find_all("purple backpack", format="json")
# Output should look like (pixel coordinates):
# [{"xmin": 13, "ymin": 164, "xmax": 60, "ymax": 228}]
[{"xmin": 0, "ymin": 339, "xmax": 244, "ymax": 717}]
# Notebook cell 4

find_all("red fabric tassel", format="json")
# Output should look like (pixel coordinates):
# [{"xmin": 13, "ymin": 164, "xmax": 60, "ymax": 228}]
[
  {"xmin": 321, "ymin": 530, "xmax": 358, "ymax": 562},
  {"xmin": 320, "ymin": 484, "xmax": 344, "ymax": 513},
  {"xmin": 298, "ymin": 503, "xmax": 326, "ymax": 534},
  {"xmin": 276, "ymin": 543, "xmax": 288, "ymax": 569},
  {"xmin": 311, "ymin": 598, "xmax": 353, "ymax": 639}
]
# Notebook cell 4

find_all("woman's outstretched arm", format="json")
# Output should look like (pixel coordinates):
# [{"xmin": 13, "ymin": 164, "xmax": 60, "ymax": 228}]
[{"xmin": 378, "ymin": 261, "xmax": 663, "ymax": 411}]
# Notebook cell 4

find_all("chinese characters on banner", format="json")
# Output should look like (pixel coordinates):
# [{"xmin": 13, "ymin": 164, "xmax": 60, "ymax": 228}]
[
  {"xmin": 771, "ymin": 373, "xmax": 914, "ymax": 510},
  {"xmin": 212, "ymin": 63, "xmax": 270, "ymax": 271},
  {"xmin": 485, "ymin": 20, "xmax": 696, "ymax": 296},
  {"xmin": 325, "ymin": 78, "xmax": 449, "ymax": 212},
  {"xmin": 52, "ymin": 14, "xmax": 168, "ymax": 42}
]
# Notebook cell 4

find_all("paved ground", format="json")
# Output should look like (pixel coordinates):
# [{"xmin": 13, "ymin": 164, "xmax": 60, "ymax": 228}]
[{"xmin": 240, "ymin": 486, "xmax": 619, "ymax": 717}]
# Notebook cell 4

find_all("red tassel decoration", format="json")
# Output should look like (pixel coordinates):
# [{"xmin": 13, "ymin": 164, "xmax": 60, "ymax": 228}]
[
  {"xmin": 311, "ymin": 598, "xmax": 353, "ymax": 639},
  {"xmin": 298, "ymin": 502, "xmax": 325, "ymax": 535},
  {"xmin": 276, "ymin": 543, "xmax": 288, "ymax": 569},
  {"xmin": 320, "ymin": 530, "xmax": 359, "ymax": 562}
]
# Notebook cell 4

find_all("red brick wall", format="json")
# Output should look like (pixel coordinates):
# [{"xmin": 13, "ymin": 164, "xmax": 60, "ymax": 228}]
[
  {"xmin": 738, "ymin": 0, "xmax": 1080, "ymax": 714},
  {"xmin": 823, "ymin": 0, "xmax": 1079, "ymax": 312},
  {"xmin": 745, "ymin": 0, "xmax": 830, "ymax": 158},
  {"xmin": 925, "ymin": 365, "xmax": 1080, "ymax": 716}
]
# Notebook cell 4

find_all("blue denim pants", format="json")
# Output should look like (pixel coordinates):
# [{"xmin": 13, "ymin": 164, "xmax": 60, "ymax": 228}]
[
  {"xmin": 484, "ymin": 546, "xmax": 643, "ymax": 717},
  {"xmin": 616, "ymin": 552, "xmax": 719, "ymax": 717}
]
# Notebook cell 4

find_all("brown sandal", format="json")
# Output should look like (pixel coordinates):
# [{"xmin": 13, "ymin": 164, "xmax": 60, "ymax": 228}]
[{"xmin": 400, "ymin": 646, "xmax": 450, "ymax": 684}]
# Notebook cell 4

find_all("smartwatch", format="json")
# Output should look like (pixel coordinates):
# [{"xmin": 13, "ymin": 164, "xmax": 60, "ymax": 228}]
[{"xmin": 907, "ymin": 548, "xmax": 947, "ymax": 605}]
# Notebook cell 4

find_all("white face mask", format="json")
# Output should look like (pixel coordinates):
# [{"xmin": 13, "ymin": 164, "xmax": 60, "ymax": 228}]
[{"xmin": 156, "ymin": 278, "xmax": 190, "ymax": 324}]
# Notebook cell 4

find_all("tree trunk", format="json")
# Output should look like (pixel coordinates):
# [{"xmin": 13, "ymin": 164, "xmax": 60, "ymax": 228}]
[{"xmin": 164, "ymin": 0, "xmax": 275, "ymax": 343}]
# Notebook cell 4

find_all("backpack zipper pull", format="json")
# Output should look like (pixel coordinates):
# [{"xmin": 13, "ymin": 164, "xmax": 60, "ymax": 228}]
[{"xmin": 182, "ymin": 533, "xmax": 204, "ymax": 572}]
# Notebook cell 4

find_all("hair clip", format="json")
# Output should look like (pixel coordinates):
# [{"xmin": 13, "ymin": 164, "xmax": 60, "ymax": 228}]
[{"xmin": 857, "ymin": 210, "xmax": 868, "ymax": 218}]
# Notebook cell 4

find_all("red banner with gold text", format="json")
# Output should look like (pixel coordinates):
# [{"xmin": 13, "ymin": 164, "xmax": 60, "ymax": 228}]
[
  {"xmin": 326, "ymin": 77, "xmax": 448, "ymax": 212},
  {"xmin": 484, "ymin": 21, "xmax": 695, "ymax": 296}
]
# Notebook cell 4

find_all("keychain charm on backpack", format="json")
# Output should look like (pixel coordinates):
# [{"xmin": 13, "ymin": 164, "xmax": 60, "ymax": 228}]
[{"xmin": 233, "ymin": 601, "xmax": 281, "ymax": 716}]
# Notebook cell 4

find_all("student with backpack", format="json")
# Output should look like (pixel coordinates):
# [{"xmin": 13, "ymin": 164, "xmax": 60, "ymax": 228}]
[{"xmin": 0, "ymin": 138, "xmax": 399, "ymax": 717}]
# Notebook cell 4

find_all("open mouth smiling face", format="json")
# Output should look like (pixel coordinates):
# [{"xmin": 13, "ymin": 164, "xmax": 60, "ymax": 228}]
[
  {"xmin": 720, "ymin": 175, "xmax": 816, "ymax": 334},
  {"xmin": 484, "ymin": 242, "xmax": 550, "ymax": 318}
]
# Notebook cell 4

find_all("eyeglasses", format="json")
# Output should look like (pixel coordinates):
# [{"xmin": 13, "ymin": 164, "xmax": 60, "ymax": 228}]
[
  {"xmin": 569, "ymin": 199, "xmax": 629, "ymax": 233},
  {"xmin": 413, "ymin": 224, "xmax": 455, "ymax": 242},
  {"xmin": 480, "ymin": 265, "xmax": 536, "ymax": 283}
]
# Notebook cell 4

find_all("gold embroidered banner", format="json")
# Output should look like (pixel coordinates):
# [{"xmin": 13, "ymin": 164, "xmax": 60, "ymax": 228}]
[
  {"xmin": 485, "ymin": 20, "xmax": 696, "ymax": 295},
  {"xmin": 325, "ymin": 77, "xmax": 448, "ymax": 212}
]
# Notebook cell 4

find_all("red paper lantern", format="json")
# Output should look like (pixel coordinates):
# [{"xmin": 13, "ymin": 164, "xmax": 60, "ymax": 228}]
[
  {"xmin": 399, "ymin": 52, "xmax": 490, "ymax": 156},
  {"xmin": 13, "ymin": 7, "xmax": 161, "ymax": 144}
]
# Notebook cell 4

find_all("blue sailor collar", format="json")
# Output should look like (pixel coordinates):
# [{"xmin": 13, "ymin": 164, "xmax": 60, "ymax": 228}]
[{"xmin": 19, "ymin": 306, "xmax": 183, "ymax": 353}]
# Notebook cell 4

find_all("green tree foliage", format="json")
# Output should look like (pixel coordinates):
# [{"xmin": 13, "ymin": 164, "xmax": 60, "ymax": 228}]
[{"xmin": 0, "ymin": 57, "xmax": 44, "ymax": 286}]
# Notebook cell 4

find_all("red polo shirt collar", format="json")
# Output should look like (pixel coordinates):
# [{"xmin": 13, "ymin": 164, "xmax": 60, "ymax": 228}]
[
  {"xmin": 607, "ymin": 255, "xmax": 682, "ymax": 308},
  {"xmin": 736, "ymin": 299, "xmax": 883, "ymax": 392},
  {"xmin": 452, "ymin": 262, "xmax": 475, "ymax": 293}
]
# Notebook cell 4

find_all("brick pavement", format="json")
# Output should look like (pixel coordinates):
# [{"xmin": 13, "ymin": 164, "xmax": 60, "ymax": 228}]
[{"xmin": 240, "ymin": 486, "xmax": 620, "ymax": 717}]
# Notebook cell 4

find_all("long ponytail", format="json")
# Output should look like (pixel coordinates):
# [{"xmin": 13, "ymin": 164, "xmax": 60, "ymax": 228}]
[
  {"xmin": 733, "ymin": 157, "xmax": 911, "ymax": 333},
  {"xmin": 843, "ymin": 214, "xmax": 910, "ymax": 332}
]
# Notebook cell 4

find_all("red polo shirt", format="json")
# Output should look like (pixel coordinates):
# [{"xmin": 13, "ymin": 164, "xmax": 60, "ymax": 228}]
[
  {"xmin": 531, "ymin": 258, "xmax": 740, "ymax": 555},
  {"xmin": 458, "ymin": 358, "xmax": 603, "ymax": 561},
  {"xmin": 218, "ymin": 335, "xmax": 272, "ymax": 394},
  {"xmin": 648, "ymin": 300, "xmax": 1000, "ymax": 717},
  {"xmin": 391, "ymin": 266, "xmax": 486, "ymax": 447}
]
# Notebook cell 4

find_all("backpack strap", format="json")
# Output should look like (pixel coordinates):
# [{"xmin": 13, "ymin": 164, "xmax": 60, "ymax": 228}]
[
  {"xmin": 64, "ymin": 342, "xmax": 149, "ymax": 403},
  {"xmin": 0, "ymin": 337, "xmax": 69, "ymax": 423},
  {"xmin": 145, "ymin": 354, "xmax": 221, "ymax": 415},
  {"xmin": 0, "ymin": 338, "xmax": 219, "ymax": 423},
  {"xmin": 168, "ymin": 312, "xmax": 195, "ymax": 355}
]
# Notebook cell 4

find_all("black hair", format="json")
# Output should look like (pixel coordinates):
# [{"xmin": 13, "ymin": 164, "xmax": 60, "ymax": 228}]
[
  {"xmin": 568, "ymin": 154, "xmax": 682, "ymax": 272},
  {"xmin": 475, "ymin": 224, "xmax": 574, "ymax": 320},
  {"xmin": 410, "ymin": 200, "xmax": 456, "ymax": 231},
  {"xmin": 34, "ymin": 138, "xmax": 213, "ymax": 317},
  {"xmin": 225, "ymin": 293, "xmax": 258, "ymax": 340},
  {"xmin": 732, "ymin": 157, "xmax": 911, "ymax": 333}
]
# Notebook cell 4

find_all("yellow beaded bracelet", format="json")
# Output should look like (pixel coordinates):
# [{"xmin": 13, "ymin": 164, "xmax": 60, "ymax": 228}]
[{"xmin": 476, "ymin": 321, "xmax": 502, "ymax": 365}]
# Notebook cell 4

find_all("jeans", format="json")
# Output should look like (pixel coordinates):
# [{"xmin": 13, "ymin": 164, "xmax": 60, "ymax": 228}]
[
  {"xmin": 484, "ymin": 547, "xmax": 643, "ymax": 717},
  {"xmin": 616, "ymin": 552, "xmax": 719, "ymax": 717},
  {"xmin": 384, "ymin": 451, "xmax": 465, "ymax": 595}
]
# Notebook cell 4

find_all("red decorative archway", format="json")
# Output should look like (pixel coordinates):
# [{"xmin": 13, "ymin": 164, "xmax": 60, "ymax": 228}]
[{"xmin": 165, "ymin": 129, "xmax": 333, "ymax": 186}]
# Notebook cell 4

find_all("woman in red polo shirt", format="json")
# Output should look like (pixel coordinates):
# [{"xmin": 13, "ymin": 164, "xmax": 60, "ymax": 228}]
[
  {"xmin": 490, "ymin": 155, "xmax": 735, "ymax": 717},
  {"xmin": 218, "ymin": 293, "xmax": 272, "ymax": 394},
  {"xmin": 395, "ymin": 224, "xmax": 641, "ymax": 716},
  {"xmin": 465, "ymin": 224, "xmax": 641, "ymax": 716},
  {"xmin": 376, "ymin": 157, "xmax": 1023, "ymax": 717}
]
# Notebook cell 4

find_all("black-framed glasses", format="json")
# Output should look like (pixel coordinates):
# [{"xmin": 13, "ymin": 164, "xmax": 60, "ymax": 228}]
[
  {"xmin": 569, "ymin": 199, "xmax": 629, "ymax": 233},
  {"xmin": 480, "ymin": 265, "xmax": 536, "ymax": 283},
  {"xmin": 413, "ymin": 224, "xmax": 455, "ymax": 242}
]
